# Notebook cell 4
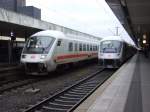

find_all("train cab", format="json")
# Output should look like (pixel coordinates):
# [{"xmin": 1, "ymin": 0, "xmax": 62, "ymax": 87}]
[{"xmin": 98, "ymin": 37, "xmax": 123, "ymax": 68}]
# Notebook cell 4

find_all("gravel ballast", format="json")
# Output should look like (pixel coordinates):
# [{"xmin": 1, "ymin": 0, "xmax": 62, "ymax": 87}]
[{"xmin": 0, "ymin": 64, "xmax": 99, "ymax": 112}]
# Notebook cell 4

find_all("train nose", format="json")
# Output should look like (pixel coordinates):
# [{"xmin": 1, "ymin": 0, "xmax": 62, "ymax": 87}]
[{"xmin": 25, "ymin": 63, "xmax": 47, "ymax": 75}]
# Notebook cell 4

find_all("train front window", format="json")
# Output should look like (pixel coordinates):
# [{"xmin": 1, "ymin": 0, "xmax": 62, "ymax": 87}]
[
  {"xmin": 100, "ymin": 40, "xmax": 122, "ymax": 53},
  {"xmin": 23, "ymin": 36, "xmax": 55, "ymax": 54}
]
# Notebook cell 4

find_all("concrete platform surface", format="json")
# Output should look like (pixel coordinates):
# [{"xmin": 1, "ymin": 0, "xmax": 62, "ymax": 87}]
[{"xmin": 74, "ymin": 54, "xmax": 150, "ymax": 112}]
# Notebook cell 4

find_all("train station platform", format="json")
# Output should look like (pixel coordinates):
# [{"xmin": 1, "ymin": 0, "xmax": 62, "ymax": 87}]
[
  {"xmin": 0, "ymin": 63, "xmax": 21, "ymax": 72},
  {"xmin": 74, "ymin": 53, "xmax": 150, "ymax": 112}
]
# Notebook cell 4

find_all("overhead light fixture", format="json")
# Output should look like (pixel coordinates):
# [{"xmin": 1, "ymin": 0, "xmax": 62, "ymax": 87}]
[
  {"xmin": 143, "ymin": 34, "xmax": 147, "ymax": 39},
  {"xmin": 143, "ymin": 40, "xmax": 146, "ymax": 44}
]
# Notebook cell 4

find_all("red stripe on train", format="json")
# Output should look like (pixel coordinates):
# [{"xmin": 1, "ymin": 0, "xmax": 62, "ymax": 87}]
[{"xmin": 56, "ymin": 53, "xmax": 98, "ymax": 60}]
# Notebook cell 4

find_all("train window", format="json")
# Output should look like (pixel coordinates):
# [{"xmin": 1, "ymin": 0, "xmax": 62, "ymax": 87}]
[
  {"xmin": 57, "ymin": 39, "xmax": 62, "ymax": 46},
  {"xmin": 83, "ymin": 44, "xmax": 86, "ymax": 51},
  {"xmin": 69, "ymin": 42, "xmax": 73, "ymax": 51},
  {"xmin": 79, "ymin": 43, "xmax": 82, "ymax": 51},
  {"xmin": 75, "ymin": 43, "xmax": 78, "ymax": 51},
  {"xmin": 100, "ymin": 40, "xmax": 122, "ymax": 53},
  {"xmin": 93, "ymin": 46, "xmax": 95, "ymax": 51},
  {"xmin": 94, "ymin": 46, "xmax": 97, "ymax": 51},
  {"xmin": 87, "ymin": 44, "xmax": 89, "ymax": 51},
  {"xmin": 90, "ymin": 45, "xmax": 92, "ymax": 51},
  {"xmin": 95, "ymin": 46, "xmax": 98, "ymax": 51},
  {"xmin": 24, "ymin": 36, "xmax": 55, "ymax": 54}
]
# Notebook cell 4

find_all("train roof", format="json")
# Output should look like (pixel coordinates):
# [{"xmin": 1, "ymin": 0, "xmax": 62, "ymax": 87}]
[
  {"xmin": 100, "ymin": 36, "xmax": 138, "ymax": 49},
  {"xmin": 31, "ymin": 30, "xmax": 98, "ymax": 44},
  {"xmin": 100, "ymin": 36, "xmax": 124, "ymax": 42},
  {"xmin": 31, "ymin": 30, "xmax": 66, "ymax": 38}
]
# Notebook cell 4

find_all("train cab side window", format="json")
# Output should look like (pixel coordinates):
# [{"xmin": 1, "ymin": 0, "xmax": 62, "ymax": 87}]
[
  {"xmin": 69, "ymin": 42, "xmax": 73, "ymax": 51},
  {"xmin": 57, "ymin": 39, "xmax": 62, "ymax": 46},
  {"xmin": 79, "ymin": 43, "xmax": 82, "ymax": 51}
]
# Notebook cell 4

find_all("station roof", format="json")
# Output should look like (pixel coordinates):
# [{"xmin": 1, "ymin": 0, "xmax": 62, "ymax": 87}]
[
  {"xmin": 100, "ymin": 36, "xmax": 123, "ymax": 42},
  {"xmin": 106, "ymin": 0, "xmax": 150, "ymax": 44},
  {"xmin": 0, "ymin": 8, "xmax": 100, "ymax": 40}
]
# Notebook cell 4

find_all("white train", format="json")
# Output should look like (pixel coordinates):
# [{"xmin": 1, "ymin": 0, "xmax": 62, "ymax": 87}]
[
  {"xmin": 98, "ymin": 36, "xmax": 136, "ymax": 68},
  {"xmin": 21, "ymin": 30, "xmax": 98, "ymax": 75}
]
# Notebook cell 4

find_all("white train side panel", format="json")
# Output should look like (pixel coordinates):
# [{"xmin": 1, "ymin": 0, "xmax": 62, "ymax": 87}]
[
  {"xmin": 53, "ymin": 39, "xmax": 98, "ymax": 65},
  {"xmin": 21, "ymin": 30, "xmax": 98, "ymax": 75}
]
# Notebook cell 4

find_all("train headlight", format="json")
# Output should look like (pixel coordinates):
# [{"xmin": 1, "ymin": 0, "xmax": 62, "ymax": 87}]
[
  {"xmin": 22, "ymin": 54, "xmax": 26, "ymax": 58},
  {"xmin": 40, "ymin": 55, "xmax": 47, "ymax": 59}
]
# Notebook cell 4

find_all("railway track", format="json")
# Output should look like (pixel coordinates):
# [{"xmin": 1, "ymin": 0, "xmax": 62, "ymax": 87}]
[
  {"xmin": 0, "ymin": 63, "xmax": 98, "ymax": 94},
  {"xmin": 0, "ymin": 66, "xmax": 37, "ymax": 94},
  {"xmin": 23, "ymin": 69, "xmax": 114, "ymax": 112},
  {"xmin": 0, "ymin": 65, "xmax": 23, "ymax": 84},
  {"xmin": 0, "ymin": 77, "xmax": 42, "ymax": 94}
]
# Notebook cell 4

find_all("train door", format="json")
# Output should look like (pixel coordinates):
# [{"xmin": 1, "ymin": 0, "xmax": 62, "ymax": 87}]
[
  {"xmin": 53, "ymin": 39, "xmax": 63, "ymax": 63},
  {"xmin": 74, "ymin": 41, "xmax": 78, "ymax": 62}
]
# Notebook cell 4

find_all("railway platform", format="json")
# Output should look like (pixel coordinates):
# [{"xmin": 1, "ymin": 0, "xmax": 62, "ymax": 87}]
[
  {"xmin": 74, "ymin": 53, "xmax": 150, "ymax": 112},
  {"xmin": 0, "ymin": 63, "xmax": 20, "ymax": 71}
]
